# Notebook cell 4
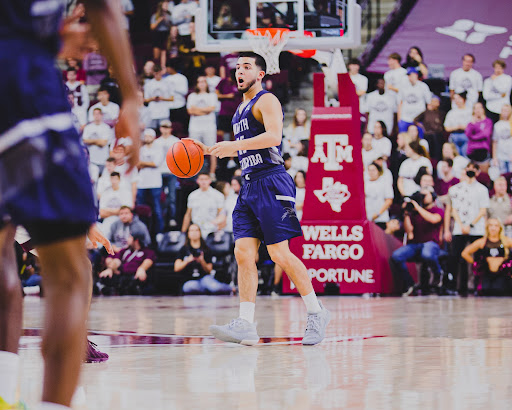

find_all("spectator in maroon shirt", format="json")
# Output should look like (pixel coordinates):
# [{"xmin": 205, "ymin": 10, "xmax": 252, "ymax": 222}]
[
  {"xmin": 98, "ymin": 233, "xmax": 155, "ymax": 295},
  {"xmin": 466, "ymin": 102, "xmax": 493, "ymax": 166},
  {"xmin": 62, "ymin": 58, "xmax": 86, "ymax": 83},
  {"xmin": 216, "ymin": 69, "xmax": 242, "ymax": 142},
  {"xmin": 435, "ymin": 159, "xmax": 460, "ymax": 196}
]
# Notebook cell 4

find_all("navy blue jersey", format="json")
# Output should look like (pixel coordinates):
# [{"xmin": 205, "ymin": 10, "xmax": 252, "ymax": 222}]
[
  {"xmin": 0, "ymin": 0, "xmax": 66, "ymax": 55},
  {"xmin": 232, "ymin": 90, "xmax": 284, "ymax": 177}
]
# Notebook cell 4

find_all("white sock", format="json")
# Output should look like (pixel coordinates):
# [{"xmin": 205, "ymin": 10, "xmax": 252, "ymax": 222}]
[
  {"xmin": 239, "ymin": 302, "xmax": 255, "ymax": 323},
  {"xmin": 36, "ymin": 402, "xmax": 71, "ymax": 410},
  {"xmin": 302, "ymin": 291, "xmax": 322, "ymax": 314},
  {"xmin": 0, "ymin": 351, "xmax": 20, "ymax": 404}
]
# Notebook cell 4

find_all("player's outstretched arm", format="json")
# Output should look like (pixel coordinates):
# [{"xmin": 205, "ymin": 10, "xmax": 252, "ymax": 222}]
[
  {"xmin": 83, "ymin": 0, "xmax": 140, "ymax": 173},
  {"xmin": 210, "ymin": 94, "xmax": 283, "ymax": 158}
]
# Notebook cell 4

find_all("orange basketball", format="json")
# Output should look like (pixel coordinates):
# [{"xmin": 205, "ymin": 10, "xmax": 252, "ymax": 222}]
[{"xmin": 166, "ymin": 139, "xmax": 204, "ymax": 178}]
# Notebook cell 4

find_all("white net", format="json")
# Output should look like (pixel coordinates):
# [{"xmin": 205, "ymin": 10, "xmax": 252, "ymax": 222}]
[{"xmin": 246, "ymin": 29, "xmax": 291, "ymax": 75}]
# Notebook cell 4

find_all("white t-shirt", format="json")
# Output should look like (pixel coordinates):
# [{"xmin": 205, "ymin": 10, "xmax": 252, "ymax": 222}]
[
  {"xmin": 283, "ymin": 124, "xmax": 310, "ymax": 156},
  {"xmin": 448, "ymin": 180, "xmax": 490, "ymax": 236},
  {"xmin": 187, "ymin": 187, "xmax": 225, "ymax": 238},
  {"xmin": 493, "ymin": 120, "xmax": 512, "ymax": 162},
  {"xmin": 223, "ymin": 192, "xmax": 238, "ymax": 232},
  {"xmin": 372, "ymin": 136, "xmax": 392, "ymax": 159},
  {"xmin": 82, "ymin": 122, "xmax": 113, "ymax": 165},
  {"xmin": 153, "ymin": 135, "xmax": 180, "ymax": 174},
  {"xmin": 383, "ymin": 67, "xmax": 407, "ymax": 98},
  {"xmin": 366, "ymin": 90, "xmax": 396, "ymax": 134},
  {"xmin": 398, "ymin": 81, "xmax": 432, "ymax": 123},
  {"xmin": 138, "ymin": 145, "xmax": 164, "ymax": 189},
  {"xmin": 144, "ymin": 78, "xmax": 174, "ymax": 120},
  {"xmin": 187, "ymin": 92, "xmax": 218, "ymax": 132},
  {"xmin": 66, "ymin": 81, "xmax": 89, "ymax": 111},
  {"xmin": 365, "ymin": 176, "xmax": 394, "ymax": 223},
  {"xmin": 291, "ymin": 156, "xmax": 309, "ymax": 173},
  {"xmin": 172, "ymin": 1, "xmax": 197, "ymax": 36},
  {"xmin": 350, "ymin": 73, "xmax": 368, "ymax": 111},
  {"xmin": 88, "ymin": 101, "xmax": 120, "ymax": 123},
  {"xmin": 443, "ymin": 106, "xmax": 472, "ymax": 131},
  {"xmin": 362, "ymin": 148, "xmax": 381, "ymax": 168},
  {"xmin": 99, "ymin": 186, "xmax": 133, "ymax": 211},
  {"xmin": 97, "ymin": 166, "xmax": 137, "ymax": 196},
  {"xmin": 206, "ymin": 75, "xmax": 221, "ymax": 93},
  {"xmin": 164, "ymin": 73, "xmax": 189, "ymax": 109},
  {"xmin": 399, "ymin": 156, "xmax": 433, "ymax": 196},
  {"xmin": 483, "ymin": 74, "xmax": 512, "ymax": 114},
  {"xmin": 449, "ymin": 68, "xmax": 483, "ymax": 107},
  {"xmin": 436, "ymin": 156, "xmax": 469, "ymax": 181}
]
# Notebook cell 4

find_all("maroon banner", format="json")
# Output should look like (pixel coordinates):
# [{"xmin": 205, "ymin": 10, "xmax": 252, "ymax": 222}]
[
  {"xmin": 284, "ymin": 73, "xmax": 411, "ymax": 294},
  {"xmin": 366, "ymin": 0, "xmax": 512, "ymax": 76}
]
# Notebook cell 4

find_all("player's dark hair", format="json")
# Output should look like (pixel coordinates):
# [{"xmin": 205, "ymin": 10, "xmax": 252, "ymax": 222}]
[
  {"xmin": 110, "ymin": 172, "xmax": 121, "ymax": 179},
  {"xmin": 238, "ymin": 52, "xmax": 267, "ymax": 74},
  {"xmin": 388, "ymin": 53, "xmax": 402, "ymax": 63}
]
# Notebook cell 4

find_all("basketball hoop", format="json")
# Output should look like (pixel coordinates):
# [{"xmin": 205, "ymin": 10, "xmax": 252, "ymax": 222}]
[{"xmin": 245, "ymin": 28, "xmax": 290, "ymax": 75}]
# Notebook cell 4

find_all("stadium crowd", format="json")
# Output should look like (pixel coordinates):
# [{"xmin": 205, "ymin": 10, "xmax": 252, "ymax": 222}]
[{"xmin": 15, "ymin": 2, "xmax": 512, "ymax": 298}]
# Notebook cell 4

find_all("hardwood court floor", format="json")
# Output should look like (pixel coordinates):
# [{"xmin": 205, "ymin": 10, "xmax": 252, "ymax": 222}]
[{"xmin": 18, "ymin": 295, "xmax": 512, "ymax": 410}]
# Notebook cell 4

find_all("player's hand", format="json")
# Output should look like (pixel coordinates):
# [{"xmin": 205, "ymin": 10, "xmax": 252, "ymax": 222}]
[
  {"xmin": 87, "ymin": 223, "xmax": 115, "ymax": 255},
  {"xmin": 135, "ymin": 268, "xmax": 147, "ymax": 282},
  {"xmin": 211, "ymin": 141, "xmax": 239, "ymax": 159},
  {"xmin": 183, "ymin": 138, "xmax": 211, "ymax": 155},
  {"xmin": 116, "ymin": 100, "xmax": 140, "ymax": 174},
  {"xmin": 58, "ymin": 4, "xmax": 96, "ymax": 59}
]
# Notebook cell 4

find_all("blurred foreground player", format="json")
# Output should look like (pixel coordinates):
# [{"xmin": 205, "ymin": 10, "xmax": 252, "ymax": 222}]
[
  {"xmin": 0, "ymin": 1, "xmax": 139, "ymax": 409},
  {"xmin": 14, "ymin": 225, "xmax": 114, "ymax": 363},
  {"xmin": 192, "ymin": 52, "xmax": 330, "ymax": 346}
]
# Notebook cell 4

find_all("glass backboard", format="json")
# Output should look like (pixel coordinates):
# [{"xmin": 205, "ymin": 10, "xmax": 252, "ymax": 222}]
[{"xmin": 195, "ymin": 0, "xmax": 361, "ymax": 53}]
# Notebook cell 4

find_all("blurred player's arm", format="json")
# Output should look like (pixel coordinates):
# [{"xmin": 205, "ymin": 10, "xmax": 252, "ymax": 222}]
[
  {"xmin": 210, "ymin": 94, "xmax": 283, "ymax": 158},
  {"xmin": 181, "ymin": 208, "xmax": 192, "ymax": 233},
  {"xmin": 83, "ymin": 0, "xmax": 140, "ymax": 172}
]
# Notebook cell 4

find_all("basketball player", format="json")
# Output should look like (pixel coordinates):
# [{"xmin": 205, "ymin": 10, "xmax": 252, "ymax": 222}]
[
  {"xmin": 191, "ymin": 52, "xmax": 330, "ymax": 346},
  {"xmin": 0, "ymin": 1, "xmax": 139, "ymax": 409}
]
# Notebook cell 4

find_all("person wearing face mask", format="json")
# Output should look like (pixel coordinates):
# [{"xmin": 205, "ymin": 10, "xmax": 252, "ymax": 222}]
[
  {"xmin": 444, "ymin": 162, "xmax": 490, "ymax": 295},
  {"xmin": 137, "ymin": 128, "xmax": 165, "ymax": 233}
]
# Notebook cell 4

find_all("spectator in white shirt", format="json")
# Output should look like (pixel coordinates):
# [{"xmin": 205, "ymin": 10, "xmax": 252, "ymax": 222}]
[
  {"xmin": 152, "ymin": 120, "xmax": 180, "ymax": 226},
  {"xmin": 362, "ymin": 132, "xmax": 380, "ymax": 168},
  {"xmin": 437, "ymin": 142, "xmax": 469, "ymax": 181},
  {"xmin": 82, "ymin": 108, "xmax": 113, "ymax": 172},
  {"xmin": 144, "ymin": 65, "xmax": 174, "ymax": 130},
  {"xmin": 348, "ymin": 58, "xmax": 368, "ymax": 113},
  {"xmin": 97, "ymin": 157, "xmax": 117, "ymax": 198},
  {"xmin": 111, "ymin": 142, "xmax": 139, "ymax": 205},
  {"xmin": 137, "ymin": 89, "xmax": 151, "ymax": 132},
  {"xmin": 165, "ymin": 59, "xmax": 189, "ymax": 130},
  {"xmin": 384, "ymin": 53, "xmax": 407, "ymax": 99},
  {"xmin": 66, "ymin": 68, "xmax": 89, "ymax": 127},
  {"xmin": 217, "ymin": 176, "xmax": 242, "ymax": 233},
  {"xmin": 205, "ymin": 65, "xmax": 222, "ymax": 94},
  {"xmin": 365, "ymin": 162, "xmax": 394, "ymax": 229},
  {"xmin": 137, "ymin": 128, "xmax": 165, "ymax": 233},
  {"xmin": 99, "ymin": 172, "xmax": 134, "ymax": 233},
  {"xmin": 444, "ymin": 92, "xmax": 472, "ymax": 157},
  {"xmin": 397, "ymin": 67, "xmax": 432, "ymax": 133},
  {"xmin": 187, "ymin": 76, "xmax": 218, "ymax": 178},
  {"xmin": 366, "ymin": 78, "xmax": 396, "ymax": 135},
  {"xmin": 449, "ymin": 54, "xmax": 483, "ymax": 109},
  {"xmin": 483, "ymin": 60, "xmax": 512, "ymax": 123},
  {"xmin": 398, "ymin": 139, "xmax": 433, "ymax": 197},
  {"xmin": 372, "ymin": 121, "xmax": 392, "ymax": 161},
  {"xmin": 492, "ymin": 104, "xmax": 512, "ymax": 173},
  {"xmin": 283, "ymin": 108, "xmax": 310, "ymax": 156},
  {"xmin": 120, "ymin": 0, "xmax": 135, "ymax": 31},
  {"xmin": 88, "ymin": 87, "xmax": 120, "ymax": 127},
  {"xmin": 182, "ymin": 172, "xmax": 225, "ymax": 239},
  {"xmin": 171, "ymin": 0, "xmax": 197, "ymax": 37},
  {"xmin": 294, "ymin": 170, "xmax": 306, "ymax": 221}
]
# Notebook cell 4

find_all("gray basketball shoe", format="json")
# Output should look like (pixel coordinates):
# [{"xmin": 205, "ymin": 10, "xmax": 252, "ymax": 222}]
[
  {"xmin": 302, "ymin": 302, "xmax": 331, "ymax": 345},
  {"xmin": 210, "ymin": 318, "xmax": 260, "ymax": 346}
]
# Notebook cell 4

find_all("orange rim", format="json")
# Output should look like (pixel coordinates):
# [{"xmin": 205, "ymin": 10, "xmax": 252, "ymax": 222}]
[{"xmin": 245, "ymin": 28, "xmax": 290, "ymax": 38}]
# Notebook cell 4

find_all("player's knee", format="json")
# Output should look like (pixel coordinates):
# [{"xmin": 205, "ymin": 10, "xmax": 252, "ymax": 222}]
[
  {"xmin": 267, "ymin": 246, "xmax": 293, "ymax": 268},
  {"xmin": 234, "ymin": 245, "xmax": 257, "ymax": 266}
]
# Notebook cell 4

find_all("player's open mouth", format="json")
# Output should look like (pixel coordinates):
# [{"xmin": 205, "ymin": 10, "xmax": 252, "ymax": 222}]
[{"xmin": 238, "ymin": 78, "xmax": 244, "ymax": 85}]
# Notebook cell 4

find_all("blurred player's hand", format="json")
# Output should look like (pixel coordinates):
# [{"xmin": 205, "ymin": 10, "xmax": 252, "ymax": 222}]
[
  {"xmin": 116, "ymin": 100, "xmax": 141, "ymax": 174},
  {"xmin": 184, "ymin": 138, "xmax": 211, "ymax": 155},
  {"xmin": 211, "ymin": 141, "xmax": 239, "ymax": 159},
  {"xmin": 58, "ymin": 4, "xmax": 97, "ymax": 59},
  {"xmin": 88, "ymin": 223, "xmax": 115, "ymax": 255}
]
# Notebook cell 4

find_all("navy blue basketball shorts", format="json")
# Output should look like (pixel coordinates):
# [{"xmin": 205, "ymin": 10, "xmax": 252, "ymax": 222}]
[
  {"xmin": 233, "ymin": 169, "xmax": 302, "ymax": 245},
  {"xmin": 0, "ymin": 41, "xmax": 97, "ymax": 245}
]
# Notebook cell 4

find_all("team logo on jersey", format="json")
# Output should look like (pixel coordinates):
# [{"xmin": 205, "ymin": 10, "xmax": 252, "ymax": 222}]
[
  {"xmin": 313, "ymin": 177, "xmax": 351, "ymax": 212},
  {"xmin": 311, "ymin": 134, "xmax": 353, "ymax": 171},
  {"xmin": 281, "ymin": 207, "xmax": 298, "ymax": 221},
  {"xmin": 435, "ymin": 20, "xmax": 507, "ymax": 45}
]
